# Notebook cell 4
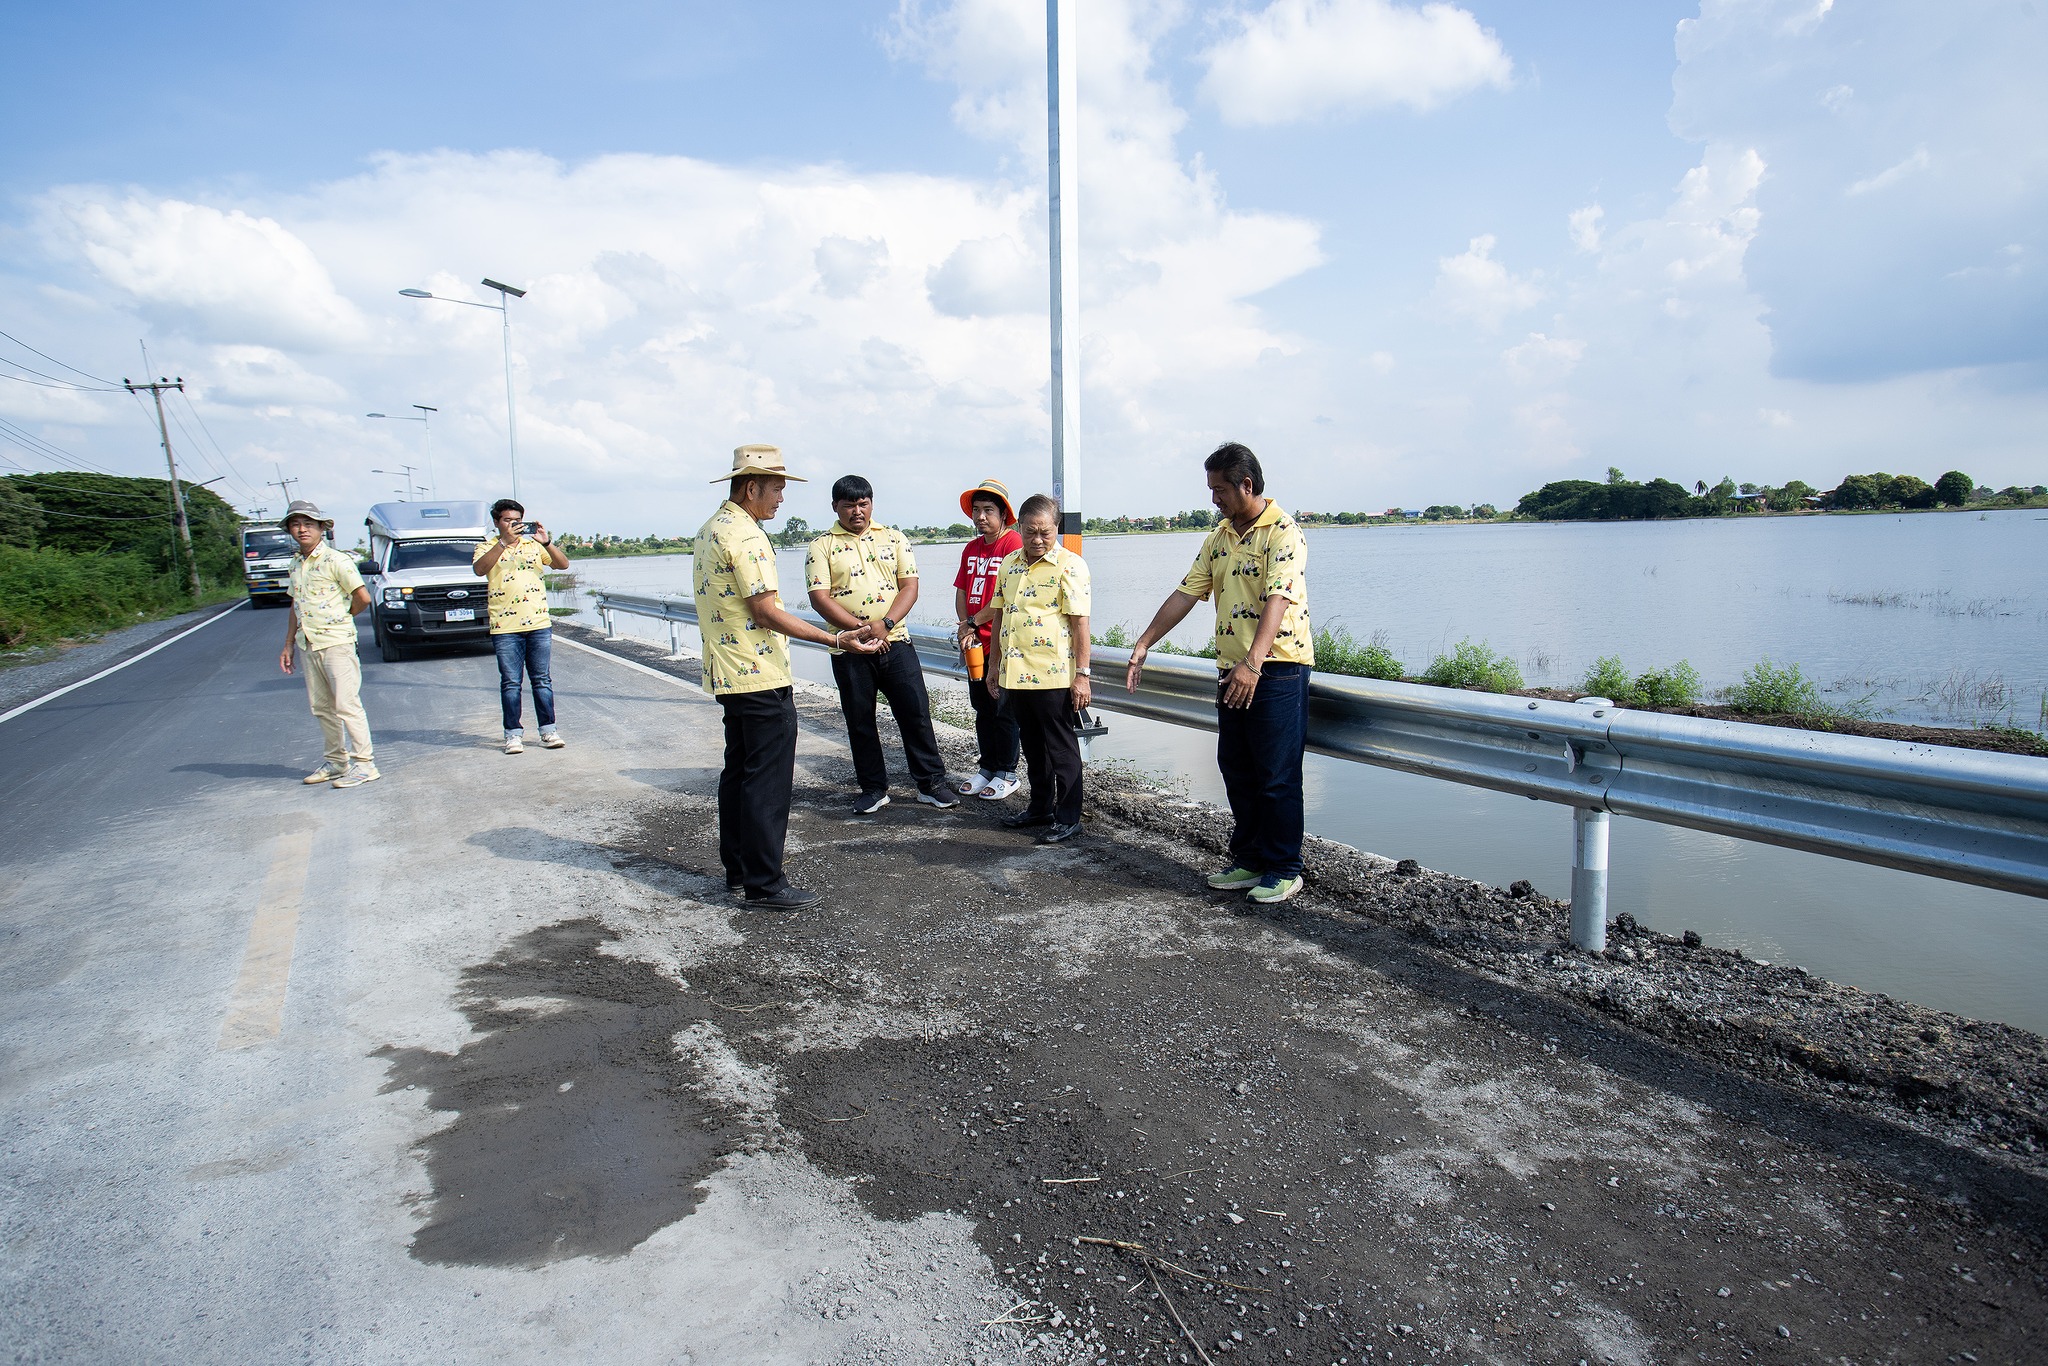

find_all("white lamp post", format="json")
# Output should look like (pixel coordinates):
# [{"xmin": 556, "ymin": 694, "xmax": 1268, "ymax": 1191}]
[
  {"xmin": 366, "ymin": 404, "xmax": 439, "ymax": 496},
  {"xmin": 399, "ymin": 280, "xmax": 526, "ymax": 498}
]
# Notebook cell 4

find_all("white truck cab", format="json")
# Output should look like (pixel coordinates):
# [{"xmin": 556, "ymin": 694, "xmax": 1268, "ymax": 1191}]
[{"xmin": 363, "ymin": 501, "xmax": 492, "ymax": 662}]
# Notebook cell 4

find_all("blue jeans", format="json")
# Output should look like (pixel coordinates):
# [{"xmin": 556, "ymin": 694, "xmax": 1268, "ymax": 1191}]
[
  {"xmin": 493, "ymin": 627, "xmax": 556, "ymax": 735},
  {"xmin": 1216, "ymin": 662, "xmax": 1309, "ymax": 878}
]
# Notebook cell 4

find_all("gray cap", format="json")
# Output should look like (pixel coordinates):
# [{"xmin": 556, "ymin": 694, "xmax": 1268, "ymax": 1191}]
[{"xmin": 279, "ymin": 499, "xmax": 335, "ymax": 529}]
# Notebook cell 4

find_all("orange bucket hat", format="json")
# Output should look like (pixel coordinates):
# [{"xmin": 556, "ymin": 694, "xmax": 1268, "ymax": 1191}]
[{"xmin": 959, "ymin": 478, "xmax": 1016, "ymax": 525}]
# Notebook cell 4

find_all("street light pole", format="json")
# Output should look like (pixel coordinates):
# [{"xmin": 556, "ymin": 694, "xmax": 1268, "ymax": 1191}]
[
  {"xmin": 399, "ymin": 280, "xmax": 527, "ymax": 499},
  {"xmin": 1047, "ymin": 0, "xmax": 1082, "ymax": 554},
  {"xmin": 371, "ymin": 465, "xmax": 421, "ymax": 501},
  {"xmin": 367, "ymin": 406, "xmax": 439, "ymax": 496}
]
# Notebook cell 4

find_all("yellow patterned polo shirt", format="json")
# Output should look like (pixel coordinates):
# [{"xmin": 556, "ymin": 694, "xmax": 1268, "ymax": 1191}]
[
  {"xmin": 472, "ymin": 535, "xmax": 554, "ymax": 634},
  {"xmin": 1177, "ymin": 500, "xmax": 1313, "ymax": 670},
  {"xmin": 804, "ymin": 523, "xmax": 917, "ymax": 654},
  {"xmin": 692, "ymin": 500, "xmax": 792, "ymax": 697},
  {"xmin": 288, "ymin": 542, "xmax": 364, "ymax": 652},
  {"xmin": 990, "ymin": 546, "xmax": 1091, "ymax": 690}
]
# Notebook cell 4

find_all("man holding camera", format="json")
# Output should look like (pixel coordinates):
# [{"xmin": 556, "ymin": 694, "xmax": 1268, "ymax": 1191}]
[{"xmin": 473, "ymin": 498, "xmax": 570, "ymax": 755}]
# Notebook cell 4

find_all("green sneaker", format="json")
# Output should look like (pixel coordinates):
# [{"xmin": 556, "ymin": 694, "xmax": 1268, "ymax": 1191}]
[
  {"xmin": 1206, "ymin": 865, "xmax": 1262, "ymax": 890},
  {"xmin": 1248, "ymin": 874, "xmax": 1303, "ymax": 904}
]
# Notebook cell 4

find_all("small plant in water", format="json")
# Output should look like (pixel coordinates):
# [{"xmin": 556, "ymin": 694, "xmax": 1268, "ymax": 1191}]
[
  {"xmin": 1421, "ymin": 639, "xmax": 1525, "ymax": 693},
  {"xmin": 1582, "ymin": 656, "xmax": 1703, "ymax": 708}
]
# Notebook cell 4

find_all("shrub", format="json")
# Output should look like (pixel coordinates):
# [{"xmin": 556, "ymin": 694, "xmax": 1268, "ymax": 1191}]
[
  {"xmin": 1420, "ymin": 639, "xmax": 1525, "ymax": 692},
  {"xmin": 1724, "ymin": 658, "xmax": 1826, "ymax": 715},
  {"xmin": 1314, "ymin": 625, "xmax": 1404, "ymax": 680},
  {"xmin": 0, "ymin": 546, "xmax": 193, "ymax": 649},
  {"xmin": 1095, "ymin": 622, "xmax": 1133, "ymax": 648},
  {"xmin": 1581, "ymin": 655, "xmax": 1704, "ymax": 707}
]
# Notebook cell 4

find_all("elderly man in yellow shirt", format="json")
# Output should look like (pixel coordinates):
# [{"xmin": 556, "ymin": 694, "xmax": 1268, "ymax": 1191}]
[
  {"xmin": 971, "ymin": 493, "xmax": 1091, "ymax": 845},
  {"xmin": 1125, "ymin": 443, "xmax": 1314, "ymax": 904},
  {"xmin": 276, "ymin": 499, "xmax": 377, "ymax": 788},
  {"xmin": 694, "ymin": 445, "xmax": 883, "ymax": 911},
  {"xmin": 805, "ymin": 474, "xmax": 956, "ymax": 815}
]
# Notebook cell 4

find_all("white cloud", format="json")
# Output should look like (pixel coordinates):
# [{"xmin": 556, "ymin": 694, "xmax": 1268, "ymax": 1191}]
[
  {"xmin": 39, "ymin": 194, "xmax": 367, "ymax": 350},
  {"xmin": 1567, "ymin": 204, "xmax": 1604, "ymax": 253},
  {"xmin": 1502, "ymin": 333, "xmax": 1584, "ymax": 386},
  {"xmin": 926, "ymin": 235, "xmax": 1040, "ymax": 316},
  {"xmin": 1198, "ymin": 0, "xmax": 1512, "ymax": 126},
  {"xmin": 814, "ymin": 236, "xmax": 889, "ymax": 298},
  {"xmin": 1845, "ymin": 147, "xmax": 1929, "ymax": 196},
  {"xmin": 1431, "ymin": 234, "xmax": 1542, "ymax": 330}
]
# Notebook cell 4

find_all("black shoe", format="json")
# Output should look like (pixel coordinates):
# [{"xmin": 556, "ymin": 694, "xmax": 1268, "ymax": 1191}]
[
  {"xmin": 852, "ymin": 791, "xmax": 891, "ymax": 816},
  {"xmin": 1002, "ymin": 809, "xmax": 1055, "ymax": 829},
  {"xmin": 1035, "ymin": 821, "xmax": 1083, "ymax": 845},
  {"xmin": 915, "ymin": 785, "xmax": 960, "ymax": 810},
  {"xmin": 745, "ymin": 884, "xmax": 822, "ymax": 911}
]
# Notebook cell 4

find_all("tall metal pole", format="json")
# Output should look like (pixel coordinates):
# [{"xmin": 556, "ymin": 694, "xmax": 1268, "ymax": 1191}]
[
  {"xmin": 414, "ymin": 404, "xmax": 438, "ymax": 497},
  {"xmin": 499, "ymin": 301, "xmax": 519, "ymax": 500},
  {"xmin": 1047, "ymin": 0, "xmax": 1082, "ymax": 553},
  {"xmin": 125, "ymin": 377, "xmax": 201, "ymax": 600}
]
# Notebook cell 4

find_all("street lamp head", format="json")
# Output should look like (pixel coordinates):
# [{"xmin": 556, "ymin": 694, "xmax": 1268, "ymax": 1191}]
[
  {"xmin": 398, "ymin": 288, "xmax": 434, "ymax": 298},
  {"xmin": 367, "ymin": 412, "xmax": 387, "ymax": 418},
  {"xmin": 480, "ymin": 278, "xmax": 527, "ymax": 298}
]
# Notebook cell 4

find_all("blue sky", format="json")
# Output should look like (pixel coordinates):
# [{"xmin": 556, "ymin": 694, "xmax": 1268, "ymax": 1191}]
[{"xmin": 3, "ymin": 0, "xmax": 2042, "ymax": 535}]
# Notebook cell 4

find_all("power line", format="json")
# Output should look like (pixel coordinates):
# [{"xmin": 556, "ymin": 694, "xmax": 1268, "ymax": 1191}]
[
  {"xmin": 0, "ymin": 367, "xmax": 122, "ymax": 392},
  {"xmin": 32, "ymin": 505, "xmax": 174, "ymax": 522},
  {"xmin": 0, "ymin": 474, "xmax": 191, "ymax": 504},
  {"xmin": 0, "ymin": 415, "xmax": 126, "ymax": 476},
  {"xmin": 171, "ymin": 388, "xmax": 260, "ymax": 504},
  {"xmin": 0, "ymin": 328, "xmax": 120, "ymax": 385}
]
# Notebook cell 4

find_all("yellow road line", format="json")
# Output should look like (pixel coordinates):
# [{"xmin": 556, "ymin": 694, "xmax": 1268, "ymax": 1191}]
[{"xmin": 219, "ymin": 829, "xmax": 314, "ymax": 1050}]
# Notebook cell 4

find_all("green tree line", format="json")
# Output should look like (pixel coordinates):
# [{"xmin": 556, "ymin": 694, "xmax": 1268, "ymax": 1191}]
[{"xmin": 0, "ymin": 473, "xmax": 242, "ymax": 649}]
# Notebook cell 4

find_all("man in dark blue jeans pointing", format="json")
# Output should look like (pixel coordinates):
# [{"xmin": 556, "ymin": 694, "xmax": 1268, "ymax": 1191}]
[{"xmin": 1123, "ymin": 443, "xmax": 1315, "ymax": 904}]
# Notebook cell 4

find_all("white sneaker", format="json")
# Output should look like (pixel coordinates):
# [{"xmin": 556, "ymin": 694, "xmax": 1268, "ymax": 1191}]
[
  {"xmin": 331, "ymin": 764, "xmax": 380, "ymax": 789},
  {"xmin": 505, "ymin": 734, "xmax": 525, "ymax": 755},
  {"xmin": 979, "ymin": 774, "xmax": 1021, "ymax": 800},
  {"xmin": 540, "ymin": 730, "xmax": 566, "ymax": 749},
  {"xmin": 302, "ymin": 764, "xmax": 345, "ymax": 785},
  {"xmin": 957, "ymin": 771, "xmax": 993, "ymax": 796}
]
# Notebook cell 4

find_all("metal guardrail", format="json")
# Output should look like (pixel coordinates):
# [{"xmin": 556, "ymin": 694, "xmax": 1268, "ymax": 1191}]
[{"xmin": 592, "ymin": 588, "xmax": 2048, "ymax": 951}]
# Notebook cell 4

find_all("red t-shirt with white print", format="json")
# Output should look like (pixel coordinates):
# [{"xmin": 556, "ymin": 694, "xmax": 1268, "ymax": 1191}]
[{"xmin": 955, "ymin": 529, "xmax": 1022, "ymax": 649}]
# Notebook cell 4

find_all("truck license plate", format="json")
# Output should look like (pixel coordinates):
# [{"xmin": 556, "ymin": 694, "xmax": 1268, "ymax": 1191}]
[{"xmin": 443, "ymin": 607, "xmax": 475, "ymax": 622}]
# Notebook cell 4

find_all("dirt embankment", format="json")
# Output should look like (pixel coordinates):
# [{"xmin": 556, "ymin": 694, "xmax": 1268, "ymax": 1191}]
[{"xmin": 556, "ymin": 623, "xmax": 2048, "ymax": 1363}]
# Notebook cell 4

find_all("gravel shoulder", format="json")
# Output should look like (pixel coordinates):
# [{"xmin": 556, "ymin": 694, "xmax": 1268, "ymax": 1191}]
[{"xmin": 544, "ymin": 624, "xmax": 2046, "ymax": 1364}]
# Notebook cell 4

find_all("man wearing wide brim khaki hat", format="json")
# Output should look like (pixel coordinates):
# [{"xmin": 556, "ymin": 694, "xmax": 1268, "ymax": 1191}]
[
  {"xmin": 278, "ymin": 498, "xmax": 377, "ymax": 789},
  {"xmin": 710, "ymin": 444, "xmax": 809, "ymax": 484},
  {"xmin": 693, "ymin": 443, "xmax": 878, "ymax": 912}
]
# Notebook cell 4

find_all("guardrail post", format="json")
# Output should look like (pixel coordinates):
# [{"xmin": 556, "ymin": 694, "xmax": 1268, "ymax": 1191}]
[
  {"xmin": 667, "ymin": 621, "xmax": 682, "ymax": 659},
  {"xmin": 600, "ymin": 604, "xmax": 614, "ymax": 638},
  {"xmin": 1570, "ymin": 805, "xmax": 1610, "ymax": 952},
  {"xmin": 1568, "ymin": 694, "xmax": 1614, "ymax": 952}
]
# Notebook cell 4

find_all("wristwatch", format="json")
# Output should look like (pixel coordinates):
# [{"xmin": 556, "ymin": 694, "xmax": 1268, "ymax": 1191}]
[
  {"xmin": 1075, "ymin": 668, "xmax": 1092, "ymax": 677},
  {"xmin": 882, "ymin": 616, "xmax": 897, "ymax": 631}
]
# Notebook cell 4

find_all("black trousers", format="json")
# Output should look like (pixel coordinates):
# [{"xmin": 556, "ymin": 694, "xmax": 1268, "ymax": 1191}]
[
  {"xmin": 1008, "ymin": 686, "xmax": 1083, "ymax": 825},
  {"xmin": 718, "ymin": 687, "xmax": 799, "ymax": 896},
  {"xmin": 967, "ymin": 673, "xmax": 1020, "ymax": 775},
  {"xmin": 830, "ymin": 643, "xmax": 947, "ymax": 793}
]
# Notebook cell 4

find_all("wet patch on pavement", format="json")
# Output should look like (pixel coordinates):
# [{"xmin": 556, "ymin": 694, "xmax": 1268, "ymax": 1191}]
[{"xmin": 376, "ymin": 918, "xmax": 745, "ymax": 1267}]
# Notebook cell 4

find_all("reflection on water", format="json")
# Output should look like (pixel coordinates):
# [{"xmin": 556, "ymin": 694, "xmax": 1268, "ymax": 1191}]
[{"xmin": 556, "ymin": 512, "xmax": 2046, "ymax": 1034}]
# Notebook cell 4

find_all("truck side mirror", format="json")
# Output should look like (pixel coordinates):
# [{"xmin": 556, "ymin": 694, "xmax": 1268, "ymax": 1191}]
[{"xmin": 357, "ymin": 559, "xmax": 378, "ymax": 576}]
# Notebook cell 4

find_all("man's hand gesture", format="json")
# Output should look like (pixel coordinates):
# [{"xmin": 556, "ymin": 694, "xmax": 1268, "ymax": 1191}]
[
  {"xmin": 1124, "ymin": 642, "xmax": 1148, "ymax": 694},
  {"xmin": 279, "ymin": 644, "xmax": 295, "ymax": 675}
]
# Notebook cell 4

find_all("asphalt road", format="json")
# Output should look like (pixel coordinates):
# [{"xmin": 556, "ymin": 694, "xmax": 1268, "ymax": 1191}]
[
  {"xmin": 2, "ymin": 609, "xmax": 2041, "ymax": 1365},
  {"xmin": 0, "ymin": 608, "xmax": 1015, "ymax": 1364}
]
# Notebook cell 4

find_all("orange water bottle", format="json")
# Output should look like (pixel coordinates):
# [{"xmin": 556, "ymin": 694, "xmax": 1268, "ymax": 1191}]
[{"xmin": 965, "ymin": 639, "xmax": 986, "ymax": 680}]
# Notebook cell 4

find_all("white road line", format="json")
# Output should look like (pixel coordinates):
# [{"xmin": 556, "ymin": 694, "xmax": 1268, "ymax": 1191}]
[
  {"xmin": 0, "ymin": 600, "xmax": 248, "ymax": 726},
  {"xmin": 219, "ymin": 827, "xmax": 315, "ymax": 1050}
]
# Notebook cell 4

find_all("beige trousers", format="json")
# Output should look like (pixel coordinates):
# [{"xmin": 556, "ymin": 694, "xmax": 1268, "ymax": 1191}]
[{"xmin": 304, "ymin": 642, "xmax": 374, "ymax": 768}]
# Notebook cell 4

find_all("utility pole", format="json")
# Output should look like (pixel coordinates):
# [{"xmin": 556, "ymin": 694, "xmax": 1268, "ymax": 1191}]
[
  {"xmin": 1047, "ymin": 0, "xmax": 1082, "ymax": 553},
  {"xmin": 267, "ymin": 466, "xmax": 300, "ymax": 509},
  {"xmin": 123, "ymin": 376, "xmax": 201, "ymax": 599}
]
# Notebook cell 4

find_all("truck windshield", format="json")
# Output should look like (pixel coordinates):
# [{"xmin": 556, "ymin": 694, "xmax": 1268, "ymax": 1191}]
[
  {"xmin": 244, "ymin": 531, "xmax": 294, "ymax": 557},
  {"xmin": 388, "ymin": 541, "xmax": 483, "ymax": 572}
]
